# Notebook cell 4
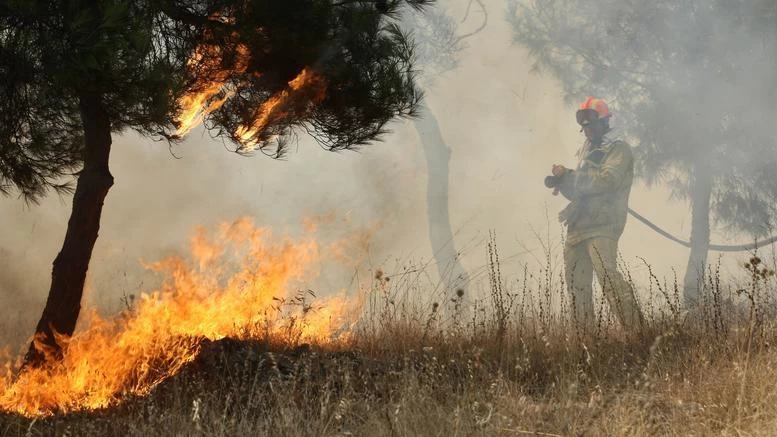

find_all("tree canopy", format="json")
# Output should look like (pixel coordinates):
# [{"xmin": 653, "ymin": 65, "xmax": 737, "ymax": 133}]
[{"xmin": 0, "ymin": 0, "xmax": 433, "ymax": 199}]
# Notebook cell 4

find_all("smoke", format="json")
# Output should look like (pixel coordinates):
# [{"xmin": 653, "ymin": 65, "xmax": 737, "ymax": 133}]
[
  {"xmin": 1, "ymin": 0, "xmax": 766, "ymax": 348},
  {"xmin": 505, "ymin": 0, "xmax": 777, "ymax": 286}
]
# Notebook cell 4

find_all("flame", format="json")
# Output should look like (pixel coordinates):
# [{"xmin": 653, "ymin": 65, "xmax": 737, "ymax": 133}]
[
  {"xmin": 0, "ymin": 218, "xmax": 364, "ymax": 417},
  {"xmin": 175, "ymin": 40, "xmax": 251, "ymax": 137},
  {"xmin": 236, "ymin": 68, "xmax": 327, "ymax": 150},
  {"xmin": 174, "ymin": 33, "xmax": 327, "ymax": 149}
]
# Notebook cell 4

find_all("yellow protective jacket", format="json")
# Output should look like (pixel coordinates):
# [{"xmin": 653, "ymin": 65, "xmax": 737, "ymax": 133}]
[{"xmin": 556, "ymin": 136, "xmax": 634, "ymax": 246}]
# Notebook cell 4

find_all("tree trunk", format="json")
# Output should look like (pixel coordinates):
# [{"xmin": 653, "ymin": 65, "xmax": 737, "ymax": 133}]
[
  {"xmin": 413, "ymin": 105, "xmax": 470, "ymax": 302},
  {"xmin": 25, "ymin": 91, "xmax": 114, "ymax": 366},
  {"xmin": 682, "ymin": 167, "xmax": 713, "ymax": 307}
]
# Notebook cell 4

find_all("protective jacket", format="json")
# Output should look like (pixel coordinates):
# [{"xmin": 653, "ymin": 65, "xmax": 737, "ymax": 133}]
[{"xmin": 556, "ymin": 135, "xmax": 634, "ymax": 246}]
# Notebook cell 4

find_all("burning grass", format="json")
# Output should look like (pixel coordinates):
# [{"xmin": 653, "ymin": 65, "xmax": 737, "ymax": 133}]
[
  {"xmin": 2, "ymin": 230, "xmax": 777, "ymax": 435},
  {"xmin": 0, "ymin": 218, "xmax": 362, "ymax": 416}
]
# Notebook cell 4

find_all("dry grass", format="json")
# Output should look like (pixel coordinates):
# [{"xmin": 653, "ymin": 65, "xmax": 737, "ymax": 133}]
[{"xmin": 2, "ymin": 246, "xmax": 777, "ymax": 436}]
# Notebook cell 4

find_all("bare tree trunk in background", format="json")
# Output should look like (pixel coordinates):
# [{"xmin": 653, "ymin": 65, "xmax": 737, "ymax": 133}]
[
  {"xmin": 413, "ymin": 105, "xmax": 471, "ymax": 303},
  {"xmin": 682, "ymin": 167, "xmax": 713, "ymax": 307},
  {"xmin": 25, "ymin": 91, "xmax": 114, "ymax": 366}
]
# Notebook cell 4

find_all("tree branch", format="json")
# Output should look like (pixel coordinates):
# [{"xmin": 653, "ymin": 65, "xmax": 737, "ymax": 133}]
[{"xmin": 455, "ymin": 0, "xmax": 487, "ymax": 44}]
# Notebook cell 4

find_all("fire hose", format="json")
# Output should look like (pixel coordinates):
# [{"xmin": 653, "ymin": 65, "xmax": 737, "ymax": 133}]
[{"xmin": 544, "ymin": 175, "xmax": 777, "ymax": 252}]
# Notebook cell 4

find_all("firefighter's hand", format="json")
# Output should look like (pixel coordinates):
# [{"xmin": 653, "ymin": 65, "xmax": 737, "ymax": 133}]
[{"xmin": 552, "ymin": 164, "xmax": 567, "ymax": 177}]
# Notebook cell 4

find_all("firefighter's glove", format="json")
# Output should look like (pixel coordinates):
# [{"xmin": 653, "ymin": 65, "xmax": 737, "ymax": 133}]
[
  {"xmin": 552, "ymin": 164, "xmax": 568, "ymax": 177},
  {"xmin": 558, "ymin": 201, "xmax": 581, "ymax": 226}
]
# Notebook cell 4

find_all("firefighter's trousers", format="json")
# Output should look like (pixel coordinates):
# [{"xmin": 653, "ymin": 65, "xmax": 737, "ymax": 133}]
[{"xmin": 564, "ymin": 237, "xmax": 644, "ymax": 330}]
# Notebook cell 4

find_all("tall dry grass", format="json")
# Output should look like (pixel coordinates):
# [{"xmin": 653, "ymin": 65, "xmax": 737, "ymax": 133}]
[{"xmin": 2, "ymin": 239, "xmax": 777, "ymax": 436}]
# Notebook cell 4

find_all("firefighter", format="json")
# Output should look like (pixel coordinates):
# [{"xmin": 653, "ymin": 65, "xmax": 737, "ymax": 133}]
[{"xmin": 547, "ymin": 97, "xmax": 644, "ymax": 330}]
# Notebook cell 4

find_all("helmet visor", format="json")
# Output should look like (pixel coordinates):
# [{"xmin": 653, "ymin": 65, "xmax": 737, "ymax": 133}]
[{"xmin": 576, "ymin": 108, "xmax": 600, "ymax": 126}]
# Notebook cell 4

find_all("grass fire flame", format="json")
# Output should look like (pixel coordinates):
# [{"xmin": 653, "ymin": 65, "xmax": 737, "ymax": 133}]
[{"xmin": 0, "ymin": 218, "xmax": 363, "ymax": 417}]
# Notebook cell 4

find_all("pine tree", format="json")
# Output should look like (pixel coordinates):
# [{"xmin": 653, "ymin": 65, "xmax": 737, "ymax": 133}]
[{"xmin": 0, "ymin": 0, "xmax": 433, "ymax": 365}]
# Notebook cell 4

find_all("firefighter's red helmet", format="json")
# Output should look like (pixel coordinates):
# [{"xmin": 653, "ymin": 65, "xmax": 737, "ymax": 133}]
[{"xmin": 576, "ymin": 97, "xmax": 611, "ymax": 126}]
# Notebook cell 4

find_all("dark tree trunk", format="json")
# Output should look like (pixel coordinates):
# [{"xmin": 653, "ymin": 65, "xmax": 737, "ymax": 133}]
[
  {"xmin": 25, "ymin": 92, "xmax": 114, "ymax": 366},
  {"xmin": 413, "ymin": 105, "xmax": 470, "ymax": 301},
  {"xmin": 682, "ymin": 167, "xmax": 713, "ymax": 307}
]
